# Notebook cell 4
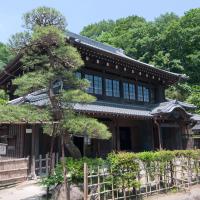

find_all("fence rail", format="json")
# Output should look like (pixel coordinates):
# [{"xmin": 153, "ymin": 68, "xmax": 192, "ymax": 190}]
[
  {"xmin": 35, "ymin": 152, "xmax": 59, "ymax": 176},
  {"xmin": 84, "ymin": 157, "xmax": 200, "ymax": 200}
]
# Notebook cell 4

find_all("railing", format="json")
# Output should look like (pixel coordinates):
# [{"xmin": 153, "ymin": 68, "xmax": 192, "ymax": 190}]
[{"xmin": 35, "ymin": 152, "xmax": 60, "ymax": 176}]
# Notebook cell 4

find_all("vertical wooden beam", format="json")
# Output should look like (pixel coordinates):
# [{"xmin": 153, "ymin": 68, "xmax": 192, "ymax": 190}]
[
  {"xmin": 21, "ymin": 125, "xmax": 25, "ymax": 157},
  {"xmin": 35, "ymin": 125, "xmax": 39, "ymax": 159},
  {"xmin": 158, "ymin": 125, "xmax": 163, "ymax": 150},
  {"xmin": 83, "ymin": 135, "xmax": 86, "ymax": 157},
  {"xmin": 154, "ymin": 119, "xmax": 162, "ymax": 150},
  {"xmin": 116, "ymin": 119, "xmax": 120, "ymax": 151},
  {"xmin": 179, "ymin": 124, "xmax": 183, "ymax": 150},
  {"xmin": 30, "ymin": 125, "xmax": 37, "ymax": 179},
  {"xmin": 84, "ymin": 163, "xmax": 88, "ymax": 200}
]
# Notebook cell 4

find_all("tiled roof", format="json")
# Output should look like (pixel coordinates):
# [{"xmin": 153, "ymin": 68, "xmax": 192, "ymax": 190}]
[
  {"xmin": 192, "ymin": 123, "xmax": 200, "ymax": 132},
  {"xmin": 74, "ymin": 101, "xmax": 152, "ymax": 118},
  {"xmin": 67, "ymin": 31, "xmax": 187, "ymax": 79},
  {"xmin": 191, "ymin": 114, "xmax": 200, "ymax": 122},
  {"xmin": 9, "ymin": 90, "xmax": 196, "ymax": 120},
  {"xmin": 9, "ymin": 90, "xmax": 152, "ymax": 118},
  {"xmin": 68, "ymin": 31, "xmax": 125, "ymax": 57},
  {"xmin": 150, "ymin": 100, "xmax": 192, "ymax": 116}
]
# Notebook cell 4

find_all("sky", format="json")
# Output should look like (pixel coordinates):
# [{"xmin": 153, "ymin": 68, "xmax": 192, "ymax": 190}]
[{"xmin": 0, "ymin": 0, "xmax": 200, "ymax": 43}]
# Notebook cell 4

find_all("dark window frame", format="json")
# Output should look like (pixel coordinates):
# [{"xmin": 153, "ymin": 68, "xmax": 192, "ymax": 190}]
[
  {"xmin": 84, "ymin": 73, "xmax": 103, "ymax": 95},
  {"xmin": 137, "ymin": 84, "xmax": 144, "ymax": 102},
  {"xmin": 123, "ymin": 82, "xmax": 136, "ymax": 100},
  {"xmin": 143, "ymin": 86, "xmax": 150, "ymax": 102},
  {"xmin": 105, "ymin": 78, "xmax": 120, "ymax": 98}
]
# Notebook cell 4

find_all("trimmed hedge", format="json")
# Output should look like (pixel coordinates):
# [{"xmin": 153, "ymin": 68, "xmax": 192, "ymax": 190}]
[{"xmin": 42, "ymin": 150, "xmax": 200, "ymax": 188}]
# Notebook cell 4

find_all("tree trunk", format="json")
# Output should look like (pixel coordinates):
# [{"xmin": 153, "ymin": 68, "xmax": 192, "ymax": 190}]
[
  {"xmin": 64, "ymin": 132, "xmax": 82, "ymax": 159},
  {"xmin": 61, "ymin": 134, "xmax": 70, "ymax": 200},
  {"xmin": 47, "ymin": 129, "xmax": 56, "ymax": 199},
  {"xmin": 49, "ymin": 124, "xmax": 57, "ymax": 174}
]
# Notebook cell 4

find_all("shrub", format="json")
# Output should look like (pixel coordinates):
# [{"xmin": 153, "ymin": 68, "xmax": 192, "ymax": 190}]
[
  {"xmin": 42, "ymin": 157, "xmax": 104, "ymax": 187},
  {"xmin": 41, "ymin": 150, "xmax": 200, "ymax": 188},
  {"xmin": 107, "ymin": 152, "xmax": 140, "ymax": 189}
]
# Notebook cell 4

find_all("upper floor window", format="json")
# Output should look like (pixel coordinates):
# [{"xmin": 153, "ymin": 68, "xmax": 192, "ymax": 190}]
[
  {"xmin": 123, "ymin": 82, "xmax": 136, "ymax": 100},
  {"xmin": 143, "ymin": 87, "xmax": 150, "ymax": 102},
  {"xmin": 106, "ymin": 79, "xmax": 120, "ymax": 97},
  {"xmin": 85, "ymin": 74, "xmax": 93, "ymax": 93},
  {"xmin": 94, "ymin": 76, "xmax": 102, "ymax": 95},
  {"xmin": 85, "ymin": 74, "xmax": 102, "ymax": 95},
  {"xmin": 138, "ymin": 85, "xmax": 143, "ymax": 101},
  {"xmin": 137, "ymin": 84, "xmax": 150, "ymax": 102}
]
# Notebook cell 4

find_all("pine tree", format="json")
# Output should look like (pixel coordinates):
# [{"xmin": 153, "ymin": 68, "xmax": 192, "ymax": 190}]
[{"xmin": 5, "ymin": 7, "xmax": 111, "ymax": 198}]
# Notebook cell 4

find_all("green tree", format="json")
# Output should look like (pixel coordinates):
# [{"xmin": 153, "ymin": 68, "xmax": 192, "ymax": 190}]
[
  {"xmin": 9, "ymin": 6, "xmax": 111, "ymax": 153},
  {"xmin": 80, "ymin": 19, "xmax": 115, "ymax": 40},
  {"xmin": 165, "ymin": 83, "xmax": 191, "ymax": 102},
  {"xmin": 6, "ymin": 7, "xmax": 111, "ymax": 199},
  {"xmin": 80, "ymin": 9, "xmax": 200, "ymax": 106},
  {"xmin": 187, "ymin": 85, "xmax": 200, "ymax": 114},
  {"xmin": 0, "ymin": 43, "xmax": 14, "ymax": 71}
]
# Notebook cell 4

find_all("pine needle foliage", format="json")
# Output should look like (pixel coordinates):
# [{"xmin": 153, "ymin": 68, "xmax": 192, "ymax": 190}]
[{"xmin": 7, "ymin": 6, "xmax": 111, "ymax": 141}]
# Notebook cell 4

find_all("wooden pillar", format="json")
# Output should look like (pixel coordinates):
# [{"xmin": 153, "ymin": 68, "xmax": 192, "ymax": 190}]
[
  {"xmin": 35, "ymin": 126, "xmax": 40, "ymax": 159},
  {"xmin": 159, "ymin": 126, "xmax": 163, "ymax": 150},
  {"xmin": 116, "ymin": 119, "xmax": 120, "ymax": 151},
  {"xmin": 109, "ymin": 119, "xmax": 115, "ymax": 151},
  {"xmin": 30, "ymin": 125, "xmax": 37, "ymax": 179},
  {"xmin": 83, "ymin": 136, "xmax": 86, "ymax": 157},
  {"xmin": 178, "ymin": 124, "xmax": 183, "ymax": 150},
  {"xmin": 154, "ymin": 119, "xmax": 163, "ymax": 150}
]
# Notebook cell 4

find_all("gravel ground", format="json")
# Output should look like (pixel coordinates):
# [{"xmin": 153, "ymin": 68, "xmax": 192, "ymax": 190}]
[
  {"xmin": 0, "ymin": 180, "xmax": 46, "ymax": 200},
  {"xmin": 0, "ymin": 181, "xmax": 200, "ymax": 200},
  {"xmin": 146, "ymin": 185, "xmax": 200, "ymax": 200}
]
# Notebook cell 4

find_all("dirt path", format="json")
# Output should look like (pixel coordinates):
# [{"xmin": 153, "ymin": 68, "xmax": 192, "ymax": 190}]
[
  {"xmin": 0, "ymin": 181, "xmax": 200, "ymax": 200},
  {"xmin": 146, "ymin": 185, "xmax": 200, "ymax": 200},
  {"xmin": 0, "ymin": 180, "xmax": 46, "ymax": 200}
]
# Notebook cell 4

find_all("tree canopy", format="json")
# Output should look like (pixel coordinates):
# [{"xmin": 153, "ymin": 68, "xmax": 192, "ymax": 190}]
[
  {"xmin": 81, "ymin": 9, "xmax": 200, "ymax": 83},
  {"xmin": 0, "ymin": 43, "xmax": 14, "ymax": 71},
  {"xmin": 81, "ymin": 8, "xmax": 200, "ymax": 112},
  {"xmin": 2, "ymin": 7, "xmax": 111, "ymax": 142}
]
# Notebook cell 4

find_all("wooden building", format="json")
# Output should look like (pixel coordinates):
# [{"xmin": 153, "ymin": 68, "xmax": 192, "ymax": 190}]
[{"xmin": 0, "ymin": 32, "xmax": 199, "ymax": 158}]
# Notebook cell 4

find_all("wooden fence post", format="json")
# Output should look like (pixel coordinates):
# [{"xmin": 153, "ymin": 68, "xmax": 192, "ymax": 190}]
[
  {"xmin": 39, "ymin": 154, "xmax": 42, "ymax": 176},
  {"xmin": 84, "ymin": 163, "xmax": 88, "ymax": 200},
  {"xmin": 56, "ymin": 152, "xmax": 59, "ymax": 165},
  {"xmin": 51, "ymin": 152, "xmax": 55, "ymax": 172},
  {"xmin": 46, "ymin": 153, "xmax": 49, "ymax": 176}
]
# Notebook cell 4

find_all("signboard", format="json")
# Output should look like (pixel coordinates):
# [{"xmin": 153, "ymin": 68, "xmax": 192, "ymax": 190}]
[
  {"xmin": 0, "ymin": 143, "xmax": 7, "ymax": 155},
  {"xmin": 26, "ymin": 128, "xmax": 32, "ymax": 134}
]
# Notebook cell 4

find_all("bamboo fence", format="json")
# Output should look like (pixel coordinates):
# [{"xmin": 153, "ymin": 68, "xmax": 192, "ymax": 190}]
[
  {"xmin": 0, "ymin": 157, "xmax": 29, "ymax": 187},
  {"xmin": 84, "ymin": 157, "xmax": 200, "ymax": 200}
]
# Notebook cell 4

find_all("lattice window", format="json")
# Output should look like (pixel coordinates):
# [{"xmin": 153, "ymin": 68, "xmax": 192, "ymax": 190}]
[
  {"xmin": 94, "ymin": 76, "xmax": 102, "ymax": 95},
  {"xmin": 138, "ymin": 84, "xmax": 143, "ymax": 101},
  {"xmin": 144, "ymin": 87, "xmax": 150, "ymax": 102},
  {"xmin": 113, "ymin": 80, "xmax": 120, "ymax": 97},
  {"xmin": 105, "ymin": 79, "xmax": 113, "ymax": 96}
]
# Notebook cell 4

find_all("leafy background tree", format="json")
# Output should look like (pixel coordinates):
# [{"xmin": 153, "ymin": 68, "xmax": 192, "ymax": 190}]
[
  {"xmin": 0, "ymin": 43, "xmax": 13, "ymax": 71},
  {"xmin": 81, "ymin": 8, "xmax": 200, "ymax": 112},
  {"xmin": 1, "ymin": 9, "xmax": 200, "ymax": 113}
]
